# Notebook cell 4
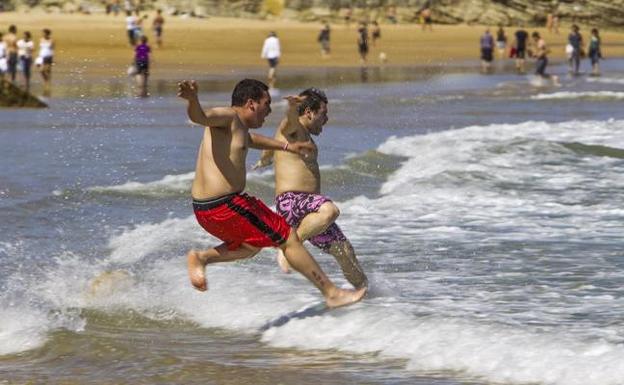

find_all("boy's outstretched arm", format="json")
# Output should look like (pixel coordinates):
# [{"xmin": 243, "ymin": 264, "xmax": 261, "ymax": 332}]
[{"xmin": 177, "ymin": 80, "xmax": 235, "ymax": 128}]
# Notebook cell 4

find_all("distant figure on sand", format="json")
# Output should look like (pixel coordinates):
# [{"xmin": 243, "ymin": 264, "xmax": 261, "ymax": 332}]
[
  {"xmin": 134, "ymin": 35, "xmax": 150, "ymax": 97},
  {"xmin": 317, "ymin": 21, "xmax": 331, "ymax": 58},
  {"xmin": 357, "ymin": 22, "xmax": 369, "ymax": 64},
  {"xmin": 253, "ymin": 88, "xmax": 368, "ymax": 289},
  {"xmin": 17, "ymin": 31, "xmax": 34, "ymax": 92},
  {"xmin": 480, "ymin": 28, "xmax": 494, "ymax": 73},
  {"xmin": 568, "ymin": 24, "xmax": 583, "ymax": 75},
  {"xmin": 125, "ymin": 11, "xmax": 138, "ymax": 46},
  {"xmin": 371, "ymin": 21, "xmax": 381, "ymax": 47},
  {"xmin": 420, "ymin": 7, "xmax": 433, "ymax": 31},
  {"xmin": 588, "ymin": 28, "xmax": 602, "ymax": 76},
  {"xmin": 3, "ymin": 25, "xmax": 18, "ymax": 83},
  {"xmin": 176, "ymin": 78, "xmax": 366, "ymax": 308},
  {"xmin": 514, "ymin": 26, "xmax": 528, "ymax": 73},
  {"xmin": 261, "ymin": 31, "xmax": 280, "ymax": 89},
  {"xmin": 152, "ymin": 9, "xmax": 165, "ymax": 48},
  {"xmin": 495, "ymin": 25, "xmax": 507, "ymax": 59},
  {"xmin": 0, "ymin": 33, "xmax": 6, "ymax": 79},
  {"xmin": 37, "ymin": 28, "xmax": 54, "ymax": 95}
]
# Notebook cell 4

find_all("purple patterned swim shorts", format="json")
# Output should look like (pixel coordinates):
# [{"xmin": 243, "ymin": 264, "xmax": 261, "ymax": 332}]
[{"xmin": 275, "ymin": 191, "xmax": 347, "ymax": 252}]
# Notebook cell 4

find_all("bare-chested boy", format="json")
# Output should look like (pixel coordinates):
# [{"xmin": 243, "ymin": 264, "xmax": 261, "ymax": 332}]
[
  {"xmin": 253, "ymin": 88, "xmax": 368, "ymax": 289},
  {"xmin": 177, "ymin": 79, "xmax": 366, "ymax": 308}
]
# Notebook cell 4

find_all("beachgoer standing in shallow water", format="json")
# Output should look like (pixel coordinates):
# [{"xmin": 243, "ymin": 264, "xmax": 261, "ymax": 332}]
[
  {"xmin": 37, "ymin": 28, "xmax": 54, "ymax": 95},
  {"xmin": 17, "ymin": 31, "xmax": 34, "ymax": 92},
  {"xmin": 253, "ymin": 88, "xmax": 368, "ymax": 289},
  {"xmin": 4, "ymin": 25, "xmax": 18, "ymax": 83},
  {"xmin": 531, "ymin": 31, "xmax": 559, "ymax": 86},
  {"xmin": 568, "ymin": 24, "xmax": 583, "ymax": 75},
  {"xmin": 588, "ymin": 28, "xmax": 602, "ymax": 76},
  {"xmin": 134, "ymin": 35, "xmax": 150, "ymax": 97},
  {"xmin": 514, "ymin": 26, "xmax": 528, "ymax": 73},
  {"xmin": 177, "ymin": 78, "xmax": 367, "ymax": 308},
  {"xmin": 261, "ymin": 31, "xmax": 280, "ymax": 89},
  {"xmin": 480, "ymin": 28, "xmax": 494, "ymax": 73}
]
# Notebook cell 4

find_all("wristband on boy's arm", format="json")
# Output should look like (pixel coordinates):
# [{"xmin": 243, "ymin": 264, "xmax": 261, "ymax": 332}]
[{"xmin": 282, "ymin": 142, "xmax": 289, "ymax": 151}]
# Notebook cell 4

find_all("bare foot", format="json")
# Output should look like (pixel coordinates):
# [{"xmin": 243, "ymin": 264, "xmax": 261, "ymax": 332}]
[
  {"xmin": 325, "ymin": 286, "xmax": 367, "ymax": 308},
  {"xmin": 276, "ymin": 249, "xmax": 291, "ymax": 273},
  {"xmin": 187, "ymin": 250, "xmax": 207, "ymax": 291}
]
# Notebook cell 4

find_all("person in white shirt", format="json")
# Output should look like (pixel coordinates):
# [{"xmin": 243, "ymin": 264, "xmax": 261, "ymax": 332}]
[
  {"xmin": 17, "ymin": 31, "xmax": 34, "ymax": 91},
  {"xmin": 125, "ymin": 11, "xmax": 138, "ymax": 45},
  {"xmin": 37, "ymin": 28, "xmax": 55, "ymax": 95},
  {"xmin": 0, "ymin": 32, "xmax": 7, "ymax": 78},
  {"xmin": 261, "ymin": 31, "xmax": 280, "ymax": 89}
]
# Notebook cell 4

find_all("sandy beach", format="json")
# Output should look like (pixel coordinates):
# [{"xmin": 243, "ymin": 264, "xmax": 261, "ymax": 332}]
[{"xmin": 2, "ymin": 11, "xmax": 624, "ymax": 83}]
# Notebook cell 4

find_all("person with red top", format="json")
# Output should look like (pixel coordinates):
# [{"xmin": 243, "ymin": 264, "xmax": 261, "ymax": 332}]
[{"xmin": 177, "ymin": 78, "xmax": 367, "ymax": 308}]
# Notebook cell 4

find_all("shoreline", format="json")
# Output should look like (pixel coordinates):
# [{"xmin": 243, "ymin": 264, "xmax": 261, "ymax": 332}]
[{"xmin": 1, "ymin": 12, "xmax": 623, "ymax": 97}]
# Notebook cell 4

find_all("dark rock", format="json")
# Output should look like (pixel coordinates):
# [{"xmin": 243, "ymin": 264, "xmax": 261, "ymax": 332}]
[{"xmin": 0, "ymin": 79, "xmax": 48, "ymax": 108}]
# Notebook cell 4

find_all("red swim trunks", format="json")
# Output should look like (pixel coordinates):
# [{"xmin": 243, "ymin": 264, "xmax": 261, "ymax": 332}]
[{"xmin": 193, "ymin": 192, "xmax": 291, "ymax": 251}]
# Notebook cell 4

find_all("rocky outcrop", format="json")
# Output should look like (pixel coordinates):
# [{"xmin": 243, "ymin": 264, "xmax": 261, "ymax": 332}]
[
  {"xmin": 4, "ymin": 0, "xmax": 624, "ymax": 27},
  {"xmin": 0, "ymin": 79, "xmax": 48, "ymax": 108}
]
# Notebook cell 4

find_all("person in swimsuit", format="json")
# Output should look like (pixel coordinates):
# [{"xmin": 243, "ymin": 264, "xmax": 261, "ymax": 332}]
[
  {"xmin": 356, "ymin": 22, "xmax": 369, "ymax": 64},
  {"xmin": 3, "ymin": 25, "xmax": 18, "ymax": 83},
  {"xmin": 152, "ymin": 9, "xmax": 165, "ymax": 48},
  {"xmin": 37, "ymin": 28, "xmax": 54, "ymax": 95},
  {"xmin": 253, "ymin": 88, "xmax": 368, "ymax": 289},
  {"xmin": 177, "ymin": 78, "xmax": 366, "ymax": 308}
]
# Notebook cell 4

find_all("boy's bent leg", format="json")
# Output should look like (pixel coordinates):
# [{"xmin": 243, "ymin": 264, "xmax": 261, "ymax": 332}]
[
  {"xmin": 328, "ymin": 240, "xmax": 368, "ymax": 289},
  {"xmin": 276, "ymin": 201, "xmax": 340, "ymax": 273},
  {"xmin": 188, "ymin": 243, "xmax": 259, "ymax": 291},
  {"xmin": 280, "ymin": 230, "xmax": 366, "ymax": 308}
]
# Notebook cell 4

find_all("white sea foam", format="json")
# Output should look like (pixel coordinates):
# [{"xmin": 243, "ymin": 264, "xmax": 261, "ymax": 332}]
[
  {"xmin": 88, "ymin": 172, "xmax": 194, "ymax": 196},
  {"xmin": 531, "ymin": 91, "xmax": 624, "ymax": 100},
  {"xmin": 87, "ymin": 169, "xmax": 274, "ymax": 196},
  {"xmin": 261, "ymin": 306, "xmax": 624, "ymax": 385},
  {"xmin": 586, "ymin": 76, "xmax": 624, "ymax": 85}
]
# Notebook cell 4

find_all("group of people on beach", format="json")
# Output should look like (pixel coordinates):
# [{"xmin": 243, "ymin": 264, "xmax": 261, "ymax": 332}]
[
  {"xmin": 177, "ymin": 78, "xmax": 368, "ymax": 308},
  {"xmin": 122, "ymin": 5, "xmax": 165, "ymax": 97},
  {"xmin": 0, "ymin": 24, "xmax": 54, "ymax": 95},
  {"xmin": 480, "ymin": 23, "xmax": 603, "ymax": 81}
]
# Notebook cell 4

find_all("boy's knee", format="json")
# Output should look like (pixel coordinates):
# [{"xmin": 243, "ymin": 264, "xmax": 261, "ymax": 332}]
[{"xmin": 319, "ymin": 202, "xmax": 340, "ymax": 223}]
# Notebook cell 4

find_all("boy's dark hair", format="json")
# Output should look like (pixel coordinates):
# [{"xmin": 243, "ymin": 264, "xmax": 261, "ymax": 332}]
[
  {"xmin": 297, "ymin": 87, "xmax": 327, "ymax": 116},
  {"xmin": 299, "ymin": 87, "xmax": 327, "ymax": 103},
  {"xmin": 296, "ymin": 94, "xmax": 323, "ymax": 116},
  {"xmin": 231, "ymin": 79, "xmax": 269, "ymax": 107},
  {"xmin": 43, "ymin": 28, "xmax": 51, "ymax": 35},
  {"xmin": 8, "ymin": 25, "xmax": 16, "ymax": 33}
]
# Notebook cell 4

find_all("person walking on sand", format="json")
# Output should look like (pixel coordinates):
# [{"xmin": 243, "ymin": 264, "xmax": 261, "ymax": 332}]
[
  {"xmin": 253, "ymin": 88, "xmax": 368, "ymax": 289},
  {"xmin": 495, "ymin": 24, "xmax": 507, "ymax": 59},
  {"xmin": 3, "ymin": 25, "xmax": 18, "ymax": 83},
  {"xmin": 125, "ymin": 11, "xmax": 138, "ymax": 46},
  {"xmin": 371, "ymin": 21, "xmax": 381, "ymax": 47},
  {"xmin": 37, "ymin": 28, "xmax": 54, "ymax": 96},
  {"xmin": 420, "ymin": 6, "xmax": 433, "ymax": 32},
  {"xmin": 134, "ymin": 35, "xmax": 150, "ymax": 97},
  {"xmin": 356, "ymin": 22, "xmax": 369, "ymax": 64},
  {"xmin": 317, "ymin": 21, "xmax": 330, "ymax": 58},
  {"xmin": 152, "ymin": 9, "xmax": 165, "ymax": 48},
  {"xmin": 261, "ymin": 31, "xmax": 280, "ymax": 89},
  {"xmin": 177, "ymin": 78, "xmax": 366, "ymax": 308},
  {"xmin": 17, "ymin": 31, "xmax": 34, "ymax": 92},
  {"xmin": 587, "ymin": 28, "xmax": 602, "ymax": 76}
]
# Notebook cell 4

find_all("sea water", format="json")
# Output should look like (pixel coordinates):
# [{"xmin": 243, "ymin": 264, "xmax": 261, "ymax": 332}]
[{"xmin": 1, "ymin": 61, "xmax": 623, "ymax": 385}]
